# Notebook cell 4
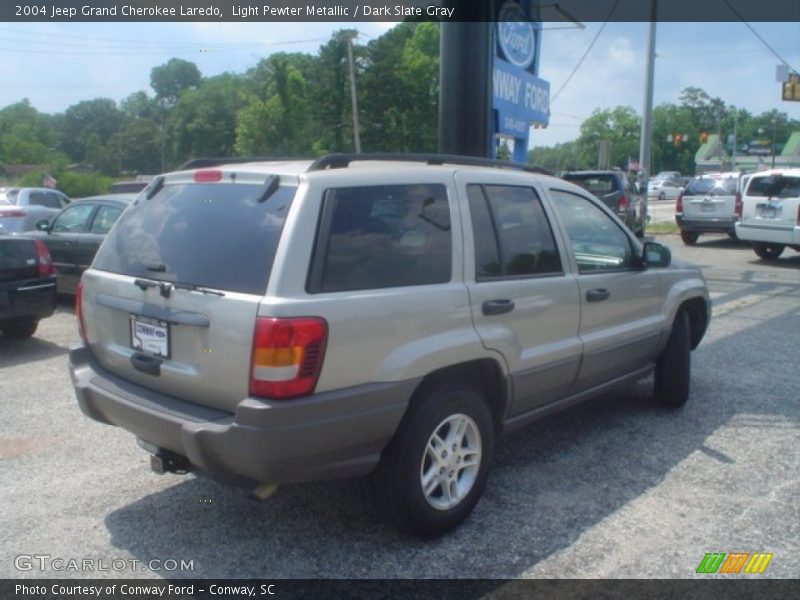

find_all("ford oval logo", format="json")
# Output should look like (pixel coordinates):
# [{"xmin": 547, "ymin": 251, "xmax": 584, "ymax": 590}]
[{"xmin": 497, "ymin": 2, "xmax": 536, "ymax": 70}]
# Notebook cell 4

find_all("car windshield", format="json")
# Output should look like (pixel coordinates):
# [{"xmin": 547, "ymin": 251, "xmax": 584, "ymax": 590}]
[{"xmin": 6, "ymin": 189, "xmax": 20, "ymax": 204}]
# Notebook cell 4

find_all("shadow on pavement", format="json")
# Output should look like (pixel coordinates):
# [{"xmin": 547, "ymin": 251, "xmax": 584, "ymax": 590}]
[{"xmin": 103, "ymin": 310, "xmax": 798, "ymax": 579}]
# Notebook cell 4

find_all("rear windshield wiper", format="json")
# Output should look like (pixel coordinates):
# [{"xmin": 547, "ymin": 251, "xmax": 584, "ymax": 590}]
[{"xmin": 173, "ymin": 282, "xmax": 225, "ymax": 297}]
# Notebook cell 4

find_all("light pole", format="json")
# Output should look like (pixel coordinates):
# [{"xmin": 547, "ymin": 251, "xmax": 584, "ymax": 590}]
[
  {"xmin": 771, "ymin": 117, "xmax": 777, "ymax": 168},
  {"xmin": 345, "ymin": 31, "xmax": 361, "ymax": 154}
]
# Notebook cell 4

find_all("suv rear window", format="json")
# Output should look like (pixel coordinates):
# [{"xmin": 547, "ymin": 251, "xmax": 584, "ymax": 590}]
[
  {"xmin": 562, "ymin": 174, "xmax": 619, "ymax": 196},
  {"xmin": 684, "ymin": 177, "xmax": 737, "ymax": 196},
  {"xmin": 746, "ymin": 174, "xmax": 800, "ymax": 198},
  {"xmin": 93, "ymin": 183, "xmax": 295, "ymax": 295}
]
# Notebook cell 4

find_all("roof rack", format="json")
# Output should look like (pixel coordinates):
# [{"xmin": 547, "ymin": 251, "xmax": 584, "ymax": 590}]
[
  {"xmin": 177, "ymin": 156, "xmax": 312, "ymax": 170},
  {"xmin": 307, "ymin": 153, "xmax": 552, "ymax": 175}
]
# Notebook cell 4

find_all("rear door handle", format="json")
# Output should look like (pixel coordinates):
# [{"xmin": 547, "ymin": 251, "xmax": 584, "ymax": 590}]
[
  {"xmin": 586, "ymin": 289, "xmax": 610, "ymax": 302},
  {"xmin": 482, "ymin": 299, "xmax": 515, "ymax": 315}
]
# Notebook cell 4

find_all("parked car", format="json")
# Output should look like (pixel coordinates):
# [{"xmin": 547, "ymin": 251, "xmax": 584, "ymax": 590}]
[
  {"xmin": 69, "ymin": 154, "xmax": 710, "ymax": 537},
  {"xmin": 561, "ymin": 170, "xmax": 646, "ymax": 237},
  {"xmin": 0, "ymin": 225, "xmax": 58, "ymax": 339},
  {"xmin": 25, "ymin": 194, "xmax": 135, "ymax": 295},
  {"xmin": 109, "ymin": 180, "xmax": 150, "ymax": 194},
  {"xmin": 648, "ymin": 178, "xmax": 683, "ymax": 201},
  {"xmin": 654, "ymin": 171, "xmax": 681, "ymax": 181},
  {"xmin": 0, "ymin": 187, "xmax": 70, "ymax": 233},
  {"xmin": 735, "ymin": 168, "xmax": 800, "ymax": 260},
  {"xmin": 675, "ymin": 172, "xmax": 743, "ymax": 245}
]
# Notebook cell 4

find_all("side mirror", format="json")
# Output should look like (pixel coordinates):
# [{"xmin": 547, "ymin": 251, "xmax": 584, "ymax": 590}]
[
  {"xmin": 642, "ymin": 242, "xmax": 671, "ymax": 268},
  {"xmin": 35, "ymin": 219, "xmax": 51, "ymax": 232}
]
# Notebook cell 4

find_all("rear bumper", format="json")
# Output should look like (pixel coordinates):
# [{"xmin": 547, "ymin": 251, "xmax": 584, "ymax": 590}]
[
  {"xmin": 735, "ymin": 222, "xmax": 800, "ymax": 246},
  {"xmin": 68, "ymin": 344, "xmax": 416, "ymax": 486},
  {"xmin": 0, "ymin": 277, "xmax": 57, "ymax": 324},
  {"xmin": 675, "ymin": 214, "xmax": 737, "ymax": 234}
]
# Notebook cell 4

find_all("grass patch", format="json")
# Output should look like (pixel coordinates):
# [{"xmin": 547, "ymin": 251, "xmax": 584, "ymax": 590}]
[{"xmin": 646, "ymin": 221, "xmax": 679, "ymax": 235}]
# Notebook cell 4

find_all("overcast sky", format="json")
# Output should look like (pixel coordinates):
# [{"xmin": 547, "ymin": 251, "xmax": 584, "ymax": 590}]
[{"xmin": 0, "ymin": 20, "xmax": 798, "ymax": 148}]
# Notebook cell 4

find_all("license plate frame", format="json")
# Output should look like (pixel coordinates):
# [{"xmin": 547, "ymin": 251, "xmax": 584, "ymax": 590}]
[
  {"xmin": 130, "ymin": 314, "xmax": 170, "ymax": 358},
  {"xmin": 759, "ymin": 206, "xmax": 777, "ymax": 219}
]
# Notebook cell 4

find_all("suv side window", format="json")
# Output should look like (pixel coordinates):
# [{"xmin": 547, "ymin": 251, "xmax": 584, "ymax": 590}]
[
  {"xmin": 549, "ymin": 189, "xmax": 634, "ymax": 273},
  {"xmin": 29, "ymin": 191, "xmax": 64, "ymax": 209},
  {"xmin": 310, "ymin": 184, "xmax": 451, "ymax": 293},
  {"xmin": 51, "ymin": 203, "xmax": 95, "ymax": 232},
  {"xmin": 467, "ymin": 184, "xmax": 561, "ymax": 279}
]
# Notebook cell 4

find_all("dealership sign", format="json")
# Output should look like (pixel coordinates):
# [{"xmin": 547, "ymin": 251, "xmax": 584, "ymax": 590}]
[{"xmin": 492, "ymin": 1, "xmax": 549, "ymax": 162}]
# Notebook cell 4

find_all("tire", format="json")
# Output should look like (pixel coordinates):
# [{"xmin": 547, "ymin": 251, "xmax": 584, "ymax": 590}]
[
  {"xmin": 2, "ymin": 320, "xmax": 38, "ymax": 339},
  {"xmin": 658, "ymin": 192, "xmax": 666, "ymax": 201},
  {"xmin": 728, "ymin": 229, "xmax": 739, "ymax": 242},
  {"xmin": 375, "ymin": 383, "xmax": 495, "ymax": 538},
  {"xmin": 753, "ymin": 242, "xmax": 785, "ymax": 260},
  {"xmin": 680, "ymin": 231, "xmax": 699, "ymax": 245},
  {"xmin": 654, "ymin": 310, "xmax": 691, "ymax": 408}
]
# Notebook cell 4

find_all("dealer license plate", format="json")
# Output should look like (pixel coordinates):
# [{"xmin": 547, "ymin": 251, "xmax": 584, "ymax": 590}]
[{"xmin": 130, "ymin": 315, "xmax": 170, "ymax": 358}]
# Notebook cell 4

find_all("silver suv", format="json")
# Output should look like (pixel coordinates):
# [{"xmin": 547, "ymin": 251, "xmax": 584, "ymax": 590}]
[{"xmin": 69, "ymin": 155, "xmax": 711, "ymax": 537}]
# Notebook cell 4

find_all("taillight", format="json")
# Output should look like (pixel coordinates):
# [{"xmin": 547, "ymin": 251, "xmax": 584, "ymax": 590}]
[
  {"xmin": 75, "ymin": 280, "xmax": 86, "ymax": 342},
  {"xmin": 734, "ymin": 193, "xmax": 743, "ymax": 217},
  {"xmin": 676, "ymin": 192, "xmax": 683, "ymax": 214},
  {"xmin": 796, "ymin": 205, "xmax": 800, "ymax": 226},
  {"xmin": 33, "ymin": 239, "xmax": 55, "ymax": 276},
  {"xmin": 0, "ymin": 210, "xmax": 26, "ymax": 218},
  {"xmin": 249, "ymin": 317, "xmax": 327, "ymax": 399},
  {"xmin": 193, "ymin": 169, "xmax": 222, "ymax": 183},
  {"xmin": 617, "ymin": 195, "xmax": 628, "ymax": 212}
]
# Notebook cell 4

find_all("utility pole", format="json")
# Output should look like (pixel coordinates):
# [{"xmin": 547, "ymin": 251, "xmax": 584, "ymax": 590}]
[
  {"xmin": 345, "ymin": 31, "xmax": 361, "ymax": 154},
  {"xmin": 771, "ymin": 117, "xmax": 777, "ymax": 168},
  {"xmin": 732, "ymin": 107, "xmax": 738, "ymax": 170},
  {"xmin": 638, "ymin": 5, "xmax": 657, "ymax": 203}
]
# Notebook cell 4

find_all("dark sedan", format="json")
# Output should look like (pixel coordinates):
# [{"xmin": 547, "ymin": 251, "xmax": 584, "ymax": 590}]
[
  {"xmin": 28, "ymin": 194, "xmax": 136, "ymax": 294},
  {"xmin": 0, "ymin": 224, "xmax": 58, "ymax": 339}
]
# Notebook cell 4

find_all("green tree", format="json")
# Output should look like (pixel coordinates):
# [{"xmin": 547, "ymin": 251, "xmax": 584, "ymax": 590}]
[
  {"xmin": 576, "ymin": 106, "xmax": 640, "ymax": 169},
  {"xmin": 169, "ymin": 73, "xmax": 248, "ymax": 163},
  {"xmin": 103, "ymin": 118, "xmax": 163, "ymax": 174},
  {"xmin": 235, "ymin": 54, "xmax": 314, "ymax": 155},
  {"xmin": 59, "ymin": 98, "xmax": 124, "ymax": 165},
  {"xmin": 150, "ymin": 58, "xmax": 202, "ymax": 107}
]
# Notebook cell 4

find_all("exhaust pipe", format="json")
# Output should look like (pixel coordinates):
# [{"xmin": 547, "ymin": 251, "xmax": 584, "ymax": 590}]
[{"xmin": 249, "ymin": 483, "xmax": 280, "ymax": 501}]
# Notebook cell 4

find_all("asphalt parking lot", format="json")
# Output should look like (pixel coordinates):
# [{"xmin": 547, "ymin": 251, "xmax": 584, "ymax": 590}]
[{"xmin": 1, "ymin": 234, "xmax": 798, "ymax": 580}]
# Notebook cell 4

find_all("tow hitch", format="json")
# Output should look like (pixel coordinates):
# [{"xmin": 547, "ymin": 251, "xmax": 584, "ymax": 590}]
[{"xmin": 138, "ymin": 438, "xmax": 191, "ymax": 474}]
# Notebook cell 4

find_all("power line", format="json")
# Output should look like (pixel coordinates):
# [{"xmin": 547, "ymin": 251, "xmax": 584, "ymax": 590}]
[
  {"xmin": 722, "ymin": 0, "xmax": 799, "ymax": 72},
  {"xmin": 550, "ymin": 0, "xmax": 622, "ymax": 104}
]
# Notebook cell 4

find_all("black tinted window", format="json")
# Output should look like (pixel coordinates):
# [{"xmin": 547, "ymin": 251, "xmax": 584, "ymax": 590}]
[
  {"xmin": 747, "ymin": 175, "xmax": 800, "ymax": 198},
  {"xmin": 468, "ymin": 184, "xmax": 561, "ymax": 279},
  {"xmin": 563, "ymin": 174, "xmax": 620, "ymax": 196},
  {"xmin": 684, "ymin": 177, "xmax": 737, "ymax": 196},
  {"xmin": 311, "ymin": 184, "xmax": 451, "ymax": 293},
  {"xmin": 93, "ymin": 183, "xmax": 295, "ymax": 295},
  {"xmin": 29, "ymin": 191, "xmax": 64, "ymax": 209}
]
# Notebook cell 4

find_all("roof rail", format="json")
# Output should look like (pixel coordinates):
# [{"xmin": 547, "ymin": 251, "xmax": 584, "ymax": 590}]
[
  {"xmin": 307, "ymin": 153, "xmax": 552, "ymax": 175},
  {"xmin": 176, "ymin": 156, "xmax": 312, "ymax": 170}
]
